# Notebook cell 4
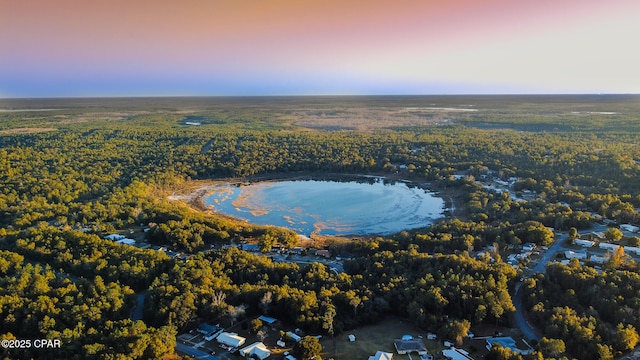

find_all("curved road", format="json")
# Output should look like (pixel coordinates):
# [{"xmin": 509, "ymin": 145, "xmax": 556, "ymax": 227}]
[{"xmin": 512, "ymin": 232, "xmax": 569, "ymax": 341}]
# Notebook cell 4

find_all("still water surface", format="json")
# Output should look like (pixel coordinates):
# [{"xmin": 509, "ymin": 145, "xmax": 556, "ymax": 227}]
[{"xmin": 203, "ymin": 178, "xmax": 444, "ymax": 236}]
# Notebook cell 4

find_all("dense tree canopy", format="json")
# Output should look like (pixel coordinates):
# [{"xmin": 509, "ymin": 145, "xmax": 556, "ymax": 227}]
[{"xmin": 2, "ymin": 96, "xmax": 640, "ymax": 358}]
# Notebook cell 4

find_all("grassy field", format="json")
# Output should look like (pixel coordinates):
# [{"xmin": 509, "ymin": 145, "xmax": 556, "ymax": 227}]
[{"xmin": 321, "ymin": 317, "xmax": 439, "ymax": 360}]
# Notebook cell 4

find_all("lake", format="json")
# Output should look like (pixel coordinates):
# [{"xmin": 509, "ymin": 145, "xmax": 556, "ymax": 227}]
[{"xmin": 203, "ymin": 178, "xmax": 444, "ymax": 236}]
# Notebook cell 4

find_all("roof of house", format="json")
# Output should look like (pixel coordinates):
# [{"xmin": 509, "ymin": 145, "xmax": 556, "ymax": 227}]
[
  {"xmin": 217, "ymin": 332, "xmax": 246, "ymax": 347},
  {"xmin": 239, "ymin": 342, "xmax": 271, "ymax": 359},
  {"xmin": 258, "ymin": 315, "xmax": 278, "ymax": 324},
  {"xmin": 286, "ymin": 331, "xmax": 302, "ymax": 342},
  {"xmin": 197, "ymin": 323, "xmax": 219, "ymax": 334},
  {"xmin": 443, "ymin": 347, "xmax": 474, "ymax": 360},
  {"xmin": 394, "ymin": 338, "xmax": 427, "ymax": 353},
  {"xmin": 369, "ymin": 351, "xmax": 394, "ymax": 360}
]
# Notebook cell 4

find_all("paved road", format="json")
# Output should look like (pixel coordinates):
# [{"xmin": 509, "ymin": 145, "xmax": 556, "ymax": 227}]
[
  {"xmin": 532, "ymin": 233, "xmax": 569, "ymax": 274},
  {"xmin": 130, "ymin": 291, "xmax": 148, "ymax": 321},
  {"xmin": 513, "ymin": 232, "xmax": 570, "ymax": 341},
  {"xmin": 513, "ymin": 283, "xmax": 539, "ymax": 341},
  {"xmin": 175, "ymin": 342, "xmax": 219, "ymax": 360}
]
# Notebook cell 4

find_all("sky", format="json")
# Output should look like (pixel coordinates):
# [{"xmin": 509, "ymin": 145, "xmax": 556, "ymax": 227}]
[{"xmin": 1, "ymin": 0, "xmax": 639, "ymax": 97}]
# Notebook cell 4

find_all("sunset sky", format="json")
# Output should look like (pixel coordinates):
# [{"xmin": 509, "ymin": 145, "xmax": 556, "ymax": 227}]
[{"xmin": 1, "ymin": 0, "xmax": 639, "ymax": 97}]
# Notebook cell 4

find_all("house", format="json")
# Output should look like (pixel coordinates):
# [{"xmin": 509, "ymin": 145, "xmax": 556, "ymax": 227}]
[
  {"xmin": 486, "ymin": 337, "xmax": 533, "ymax": 355},
  {"xmin": 621, "ymin": 224, "xmax": 639, "ymax": 233},
  {"xmin": 599, "ymin": 243, "xmax": 620, "ymax": 251},
  {"xmin": 105, "ymin": 234, "xmax": 125, "ymax": 241},
  {"xmin": 575, "ymin": 239, "xmax": 595, "ymax": 248},
  {"xmin": 590, "ymin": 255, "xmax": 607, "ymax": 264},
  {"xmin": 240, "ymin": 243, "xmax": 260, "ymax": 252},
  {"xmin": 624, "ymin": 246, "xmax": 640, "ymax": 256},
  {"xmin": 522, "ymin": 243, "xmax": 536, "ymax": 252},
  {"xmin": 442, "ymin": 347, "xmax": 474, "ymax": 360},
  {"xmin": 564, "ymin": 250, "xmax": 587, "ymax": 260},
  {"xmin": 368, "ymin": 351, "xmax": 393, "ymax": 360},
  {"xmin": 348, "ymin": 334, "xmax": 356, "ymax": 342},
  {"xmin": 394, "ymin": 338, "xmax": 428, "ymax": 355},
  {"xmin": 217, "ymin": 332, "xmax": 246, "ymax": 348},
  {"xmin": 116, "ymin": 238, "xmax": 136, "ymax": 245},
  {"xmin": 290, "ymin": 247, "xmax": 305, "ymax": 255},
  {"xmin": 197, "ymin": 323, "xmax": 223, "ymax": 341},
  {"xmin": 239, "ymin": 342, "xmax": 270, "ymax": 359},
  {"xmin": 315, "ymin": 249, "xmax": 331, "ymax": 258}
]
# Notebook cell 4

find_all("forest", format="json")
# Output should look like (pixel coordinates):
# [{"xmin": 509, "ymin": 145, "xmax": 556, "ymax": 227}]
[{"xmin": 1, "ymin": 95, "xmax": 640, "ymax": 359}]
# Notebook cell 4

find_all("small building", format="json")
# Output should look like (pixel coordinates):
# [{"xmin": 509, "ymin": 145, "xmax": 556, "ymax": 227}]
[
  {"xmin": 348, "ymin": 334, "xmax": 356, "ymax": 342},
  {"xmin": 369, "ymin": 351, "xmax": 393, "ymax": 360},
  {"xmin": 394, "ymin": 338, "xmax": 428, "ymax": 355},
  {"xmin": 286, "ymin": 331, "xmax": 302, "ymax": 343},
  {"xmin": 239, "ymin": 342, "xmax": 270, "ymax": 359},
  {"xmin": 258, "ymin": 315, "xmax": 278, "ymax": 326},
  {"xmin": 105, "ymin": 234, "xmax": 125, "ymax": 241},
  {"xmin": 426, "ymin": 333, "xmax": 437, "ymax": 340},
  {"xmin": 590, "ymin": 255, "xmax": 607, "ymax": 264},
  {"xmin": 522, "ymin": 243, "xmax": 536, "ymax": 252},
  {"xmin": 443, "ymin": 347, "xmax": 474, "ymax": 360},
  {"xmin": 217, "ymin": 332, "xmax": 246, "ymax": 348}
]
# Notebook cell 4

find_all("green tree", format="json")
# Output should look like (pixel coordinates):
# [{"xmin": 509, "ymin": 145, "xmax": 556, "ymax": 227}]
[
  {"xmin": 568, "ymin": 227, "xmax": 578, "ymax": 240},
  {"xmin": 443, "ymin": 319, "xmax": 471, "ymax": 346},
  {"xmin": 258, "ymin": 233, "xmax": 276, "ymax": 252},
  {"xmin": 486, "ymin": 344, "xmax": 523, "ymax": 360},
  {"xmin": 538, "ymin": 337, "xmax": 565, "ymax": 357},
  {"xmin": 294, "ymin": 336, "xmax": 323, "ymax": 360},
  {"xmin": 250, "ymin": 318, "xmax": 263, "ymax": 333},
  {"xmin": 615, "ymin": 323, "xmax": 640, "ymax": 351},
  {"xmin": 605, "ymin": 228, "xmax": 623, "ymax": 242}
]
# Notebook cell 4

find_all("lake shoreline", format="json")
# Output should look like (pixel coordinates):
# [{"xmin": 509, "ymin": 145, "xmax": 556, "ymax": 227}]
[{"xmin": 166, "ymin": 171, "xmax": 462, "ymax": 238}]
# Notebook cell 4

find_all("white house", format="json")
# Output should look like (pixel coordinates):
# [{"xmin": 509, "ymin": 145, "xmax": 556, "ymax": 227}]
[
  {"xmin": 116, "ymin": 238, "xmax": 136, "ymax": 245},
  {"xmin": 522, "ymin": 243, "xmax": 536, "ymax": 252},
  {"xmin": 575, "ymin": 239, "xmax": 595, "ymax": 248},
  {"xmin": 599, "ymin": 243, "xmax": 620, "ymax": 251},
  {"xmin": 624, "ymin": 246, "xmax": 640, "ymax": 256},
  {"xmin": 105, "ymin": 234, "xmax": 125, "ymax": 241},
  {"xmin": 565, "ymin": 250, "xmax": 587, "ymax": 260},
  {"xmin": 217, "ymin": 332, "xmax": 246, "ymax": 348},
  {"xmin": 369, "ymin": 351, "xmax": 393, "ymax": 360},
  {"xmin": 239, "ymin": 342, "xmax": 270, "ymax": 359},
  {"xmin": 443, "ymin": 347, "xmax": 474, "ymax": 360},
  {"xmin": 621, "ymin": 224, "xmax": 640, "ymax": 232},
  {"xmin": 590, "ymin": 255, "xmax": 607, "ymax": 264}
]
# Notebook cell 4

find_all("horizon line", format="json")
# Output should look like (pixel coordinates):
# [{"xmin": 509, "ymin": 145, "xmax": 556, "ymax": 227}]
[{"xmin": 1, "ymin": 93, "xmax": 639, "ymax": 100}]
